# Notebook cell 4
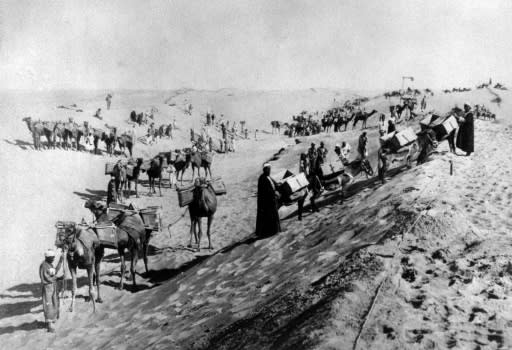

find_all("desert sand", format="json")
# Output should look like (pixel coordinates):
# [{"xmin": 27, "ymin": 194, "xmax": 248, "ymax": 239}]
[{"xmin": 0, "ymin": 86, "xmax": 511, "ymax": 349}]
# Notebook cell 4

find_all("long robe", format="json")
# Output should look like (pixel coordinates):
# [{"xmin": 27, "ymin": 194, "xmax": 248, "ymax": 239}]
[
  {"xmin": 456, "ymin": 112, "xmax": 474, "ymax": 153},
  {"xmin": 255, "ymin": 173, "xmax": 281, "ymax": 237},
  {"xmin": 39, "ymin": 260, "xmax": 60, "ymax": 323}
]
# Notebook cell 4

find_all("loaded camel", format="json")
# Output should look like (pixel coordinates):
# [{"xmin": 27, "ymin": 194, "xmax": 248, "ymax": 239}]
[
  {"xmin": 189, "ymin": 151, "xmax": 213, "ymax": 180},
  {"xmin": 146, "ymin": 156, "xmax": 165, "ymax": 196},
  {"xmin": 55, "ymin": 222, "xmax": 103, "ymax": 312},
  {"xmin": 85, "ymin": 200, "xmax": 150, "ymax": 291},
  {"xmin": 124, "ymin": 158, "xmax": 144, "ymax": 197},
  {"xmin": 188, "ymin": 178, "xmax": 217, "ymax": 251}
]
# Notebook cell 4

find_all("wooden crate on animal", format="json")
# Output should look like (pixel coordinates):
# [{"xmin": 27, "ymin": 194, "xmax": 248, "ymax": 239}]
[
  {"xmin": 140, "ymin": 206, "xmax": 161, "ymax": 231},
  {"xmin": 281, "ymin": 172, "xmax": 309, "ymax": 197},
  {"xmin": 94, "ymin": 224, "xmax": 117, "ymax": 249},
  {"xmin": 209, "ymin": 178, "xmax": 227, "ymax": 195},
  {"xmin": 177, "ymin": 184, "xmax": 195, "ymax": 207},
  {"xmin": 105, "ymin": 162, "xmax": 116, "ymax": 175},
  {"xmin": 320, "ymin": 163, "xmax": 344, "ymax": 180},
  {"xmin": 389, "ymin": 127, "xmax": 417, "ymax": 152},
  {"xmin": 432, "ymin": 115, "xmax": 457, "ymax": 140}
]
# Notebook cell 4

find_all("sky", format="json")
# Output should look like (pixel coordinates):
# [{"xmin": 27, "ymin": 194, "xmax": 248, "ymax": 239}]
[{"xmin": 1, "ymin": 0, "xmax": 511, "ymax": 91}]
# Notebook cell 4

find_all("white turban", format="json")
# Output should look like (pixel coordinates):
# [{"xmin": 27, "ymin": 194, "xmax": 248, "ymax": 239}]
[
  {"xmin": 263, "ymin": 163, "xmax": 271, "ymax": 169},
  {"xmin": 44, "ymin": 249, "xmax": 55, "ymax": 258}
]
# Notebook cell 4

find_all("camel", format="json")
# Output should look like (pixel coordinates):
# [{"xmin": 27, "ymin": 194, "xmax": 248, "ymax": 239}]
[
  {"xmin": 125, "ymin": 158, "xmax": 143, "ymax": 198},
  {"xmin": 117, "ymin": 134, "xmax": 134, "ymax": 157},
  {"xmin": 352, "ymin": 109, "xmax": 378, "ymax": 129},
  {"xmin": 85, "ymin": 200, "xmax": 150, "ymax": 290},
  {"xmin": 173, "ymin": 150, "xmax": 191, "ymax": 184},
  {"xmin": 113, "ymin": 162, "xmax": 127, "ymax": 203},
  {"xmin": 188, "ymin": 178, "xmax": 217, "ymax": 251},
  {"xmin": 69, "ymin": 122, "xmax": 88, "ymax": 151},
  {"xmin": 189, "ymin": 151, "xmax": 213, "ymax": 180},
  {"xmin": 22, "ymin": 117, "xmax": 43, "ymax": 150},
  {"xmin": 270, "ymin": 121, "xmax": 281, "ymax": 134},
  {"xmin": 102, "ymin": 126, "xmax": 117, "ymax": 156},
  {"xmin": 147, "ymin": 156, "xmax": 164, "ymax": 196},
  {"xmin": 55, "ymin": 223, "xmax": 104, "ymax": 312},
  {"xmin": 54, "ymin": 121, "xmax": 73, "ymax": 149}
]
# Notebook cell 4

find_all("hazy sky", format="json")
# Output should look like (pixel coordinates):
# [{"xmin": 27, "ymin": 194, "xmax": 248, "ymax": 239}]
[{"xmin": 1, "ymin": 0, "xmax": 511, "ymax": 90}]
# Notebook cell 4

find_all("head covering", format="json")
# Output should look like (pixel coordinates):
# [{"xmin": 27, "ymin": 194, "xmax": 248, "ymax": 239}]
[
  {"xmin": 45, "ymin": 249, "xmax": 55, "ymax": 258},
  {"xmin": 335, "ymin": 143, "xmax": 340, "ymax": 148},
  {"xmin": 263, "ymin": 163, "xmax": 271, "ymax": 169}
]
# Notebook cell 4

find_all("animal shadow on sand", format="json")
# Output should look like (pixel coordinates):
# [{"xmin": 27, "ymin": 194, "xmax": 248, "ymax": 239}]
[
  {"xmin": 4, "ymin": 139, "xmax": 34, "ymax": 151},
  {"xmin": 73, "ymin": 189, "xmax": 108, "ymax": 202},
  {"xmin": 0, "ymin": 320, "xmax": 46, "ymax": 335}
]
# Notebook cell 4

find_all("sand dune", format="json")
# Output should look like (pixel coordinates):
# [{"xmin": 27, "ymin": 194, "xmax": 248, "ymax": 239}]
[{"xmin": 0, "ymin": 87, "xmax": 510, "ymax": 349}]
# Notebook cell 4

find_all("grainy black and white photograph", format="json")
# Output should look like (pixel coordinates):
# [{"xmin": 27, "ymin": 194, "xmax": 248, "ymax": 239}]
[{"xmin": 1, "ymin": 0, "xmax": 511, "ymax": 348}]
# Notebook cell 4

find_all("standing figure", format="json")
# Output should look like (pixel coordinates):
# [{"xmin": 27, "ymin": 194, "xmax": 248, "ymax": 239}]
[
  {"xmin": 106, "ymin": 93, "xmax": 112, "ymax": 110},
  {"xmin": 387, "ymin": 119, "xmax": 396, "ymax": 134},
  {"xmin": 357, "ymin": 132, "xmax": 368, "ymax": 160},
  {"xmin": 299, "ymin": 153, "xmax": 309, "ymax": 176},
  {"xmin": 107, "ymin": 175, "xmax": 117, "ymax": 207},
  {"xmin": 255, "ymin": 163, "xmax": 281, "ymax": 237},
  {"xmin": 307, "ymin": 143, "xmax": 318, "ymax": 175},
  {"xmin": 378, "ymin": 147, "xmax": 389, "ymax": 184},
  {"xmin": 40, "ymin": 249, "xmax": 64, "ymax": 333},
  {"xmin": 456, "ymin": 104, "xmax": 475, "ymax": 156}
]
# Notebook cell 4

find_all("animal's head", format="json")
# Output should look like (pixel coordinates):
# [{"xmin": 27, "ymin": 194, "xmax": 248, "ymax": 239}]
[
  {"xmin": 22, "ymin": 117, "xmax": 32, "ymax": 123},
  {"xmin": 84, "ymin": 199, "xmax": 106, "ymax": 218},
  {"xmin": 55, "ymin": 221, "xmax": 77, "ymax": 250}
]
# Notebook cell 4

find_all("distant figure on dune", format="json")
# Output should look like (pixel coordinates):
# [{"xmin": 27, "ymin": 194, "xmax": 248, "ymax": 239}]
[
  {"xmin": 456, "ymin": 104, "xmax": 475, "ymax": 156},
  {"xmin": 94, "ymin": 108, "xmax": 102, "ymax": 120},
  {"xmin": 255, "ymin": 163, "xmax": 281, "ymax": 237},
  {"xmin": 105, "ymin": 93, "xmax": 112, "ymax": 110},
  {"xmin": 39, "ymin": 249, "xmax": 64, "ymax": 333}
]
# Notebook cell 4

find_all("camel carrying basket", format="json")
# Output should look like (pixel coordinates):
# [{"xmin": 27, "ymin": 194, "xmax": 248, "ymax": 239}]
[
  {"xmin": 177, "ymin": 184, "xmax": 195, "ymax": 207},
  {"xmin": 94, "ymin": 224, "xmax": 117, "ymax": 249}
]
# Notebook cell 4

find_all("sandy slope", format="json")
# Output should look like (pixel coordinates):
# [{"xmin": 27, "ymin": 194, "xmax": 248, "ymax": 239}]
[{"xmin": 0, "ymin": 87, "xmax": 510, "ymax": 349}]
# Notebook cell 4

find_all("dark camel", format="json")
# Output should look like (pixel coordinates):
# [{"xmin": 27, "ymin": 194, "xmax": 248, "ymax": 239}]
[
  {"xmin": 85, "ymin": 200, "xmax": 150, "ymax": 290},
  {"xmin": 55, "ymin": 223, "xmax": 104, "ymax": 312},
  {"xmin": 270, "ymin": 121, "xmax": 281, "ymax": 134},
  {"xmin": 352, "ymin": 109, "xmax": 378, "ymax": 129},
  {"xmin": 125, "ymin": 158, "xmax": 143, "ymax": 198},
  {"xmin": 147, "ymin": 156, "xmax": 164, "ymax": 196},
  {"xmin": 188, "ymin": 178, "xmax": 217, "ymax": 251},
  {"xmin": 117, "ymin": 134, "xmax": 134, "ymax": 157},
  {"xmin": 173, "ymin": 151, "xmax": 191, "ymax": 184}
]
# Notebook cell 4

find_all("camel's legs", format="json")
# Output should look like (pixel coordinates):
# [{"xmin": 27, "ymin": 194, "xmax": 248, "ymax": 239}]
[
  {"xmin": 130, "ymin": 246, "xmax": 138, "ymax": 287},
  {"xmin": 143, "ymin": 230, "xmax": 149, "ymax": 274},
  {"xmin": 88, "ymin": 266, "xmax": 96, "ymax": 313},
  {"xmin": 95, "ymin": 247, "xmax": 104, "ymax": 303},
  {"xmin": 189, "ymin": 213, "xmax": 195, "ymax": 247},
  {"xmin": 206, "ymin": 215, "xmax": 214, "ymax": 250},
  {"xmin": 119, "ymin": 250, "xmax": 125, "ymax": 290},
  {"xmin": 69, "ymin": 266, "xmax": 77, "ymax": 312},
  {"xmin": 158, "ymin": 176, "xmax": 162, "ymax": 196},
  {"xmin": 196, "ymin": 217, "xmax": 203, "ymax": 252}
]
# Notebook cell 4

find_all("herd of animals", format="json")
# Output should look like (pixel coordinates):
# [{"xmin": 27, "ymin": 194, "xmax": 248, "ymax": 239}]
[{"xmin": 22, "ymin": 117, "xmax": 135, "ymax": 156}]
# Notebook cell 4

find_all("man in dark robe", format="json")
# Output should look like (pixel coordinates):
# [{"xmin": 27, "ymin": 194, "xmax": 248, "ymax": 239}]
[
  {"xmin": 255, "ymin": 163, "xmax": 281, "ymax": 237},
  {"xmin": 456, "ymin": 104, "xmax": 475, "ymax": 156},
  {"xmin": 387, "ymin": 120, "xmax": 396, "ymax": 134},
  {"xmin": 107, "ymin": 175, "xmax": 117, "ymax": 207},
  {"xmin": 40, "ymin": 249, "xmax": 63, "ymax": 332}
]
